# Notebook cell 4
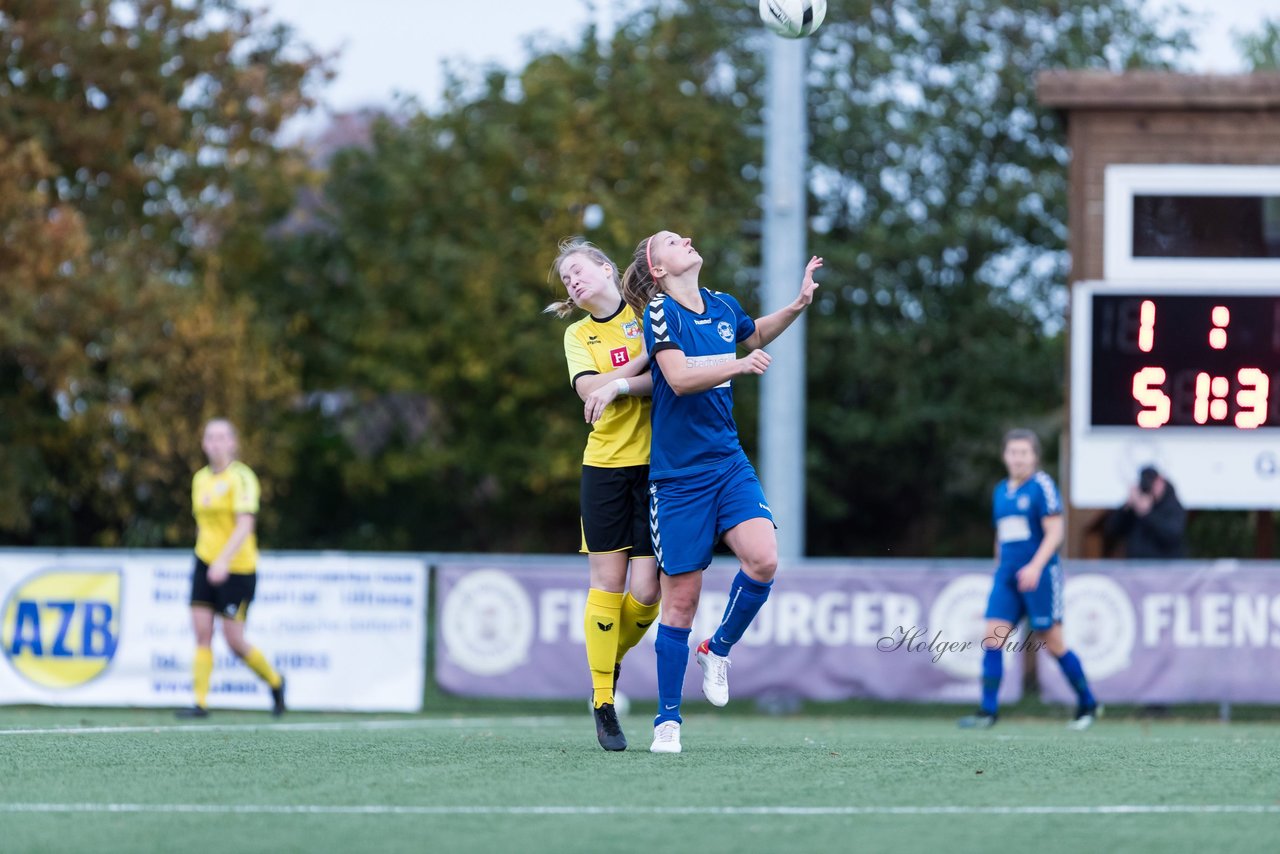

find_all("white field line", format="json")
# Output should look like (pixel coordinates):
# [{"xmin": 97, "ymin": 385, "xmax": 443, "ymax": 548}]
[
  {"xmin": 0, "ymin": 803, "xmax": 1278, "ymax": 817},
  {"xmin": 0, "ymin": 716, "xmax": 577, "ymax": 736}
]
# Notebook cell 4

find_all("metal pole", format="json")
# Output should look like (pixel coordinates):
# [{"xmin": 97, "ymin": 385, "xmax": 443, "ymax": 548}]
[{"xmin": 760, "ymin": 36, "xmax": 808, "ymax": 560}]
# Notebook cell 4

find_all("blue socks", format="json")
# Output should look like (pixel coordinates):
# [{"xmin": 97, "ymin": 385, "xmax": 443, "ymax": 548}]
[
  {"xmin": 707, "ymin": 570, "xmax": 773, "ymax": 657},
  {"xmin": 980, "ymin": 648, "xmax": 1002, "ymax": 715},
  {"xmin": 1056, "ymin": 650, "xmax": 1096, "ymax": 709},
  {"xmin": 654, "ymin": 624, "xmax": 691, "ymax": 725}
]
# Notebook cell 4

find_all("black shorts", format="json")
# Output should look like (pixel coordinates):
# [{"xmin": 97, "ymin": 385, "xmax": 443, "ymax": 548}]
[
  {"xmin": 190, "ymin": 556, "xmax": 257, "ymax": 621},
  {"xmin": 580, "ymin": 464, "xmax": 654, "ymax": 558}
]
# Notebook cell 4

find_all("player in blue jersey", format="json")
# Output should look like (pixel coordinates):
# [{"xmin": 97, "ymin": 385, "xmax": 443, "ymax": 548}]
[
  {"xmin": 620, "ymin": 229, "xmax": 821, "ymax": 753},
  {"xmin": 958, "ymin": 428, "xmax": 1099, "ymax": 730}
]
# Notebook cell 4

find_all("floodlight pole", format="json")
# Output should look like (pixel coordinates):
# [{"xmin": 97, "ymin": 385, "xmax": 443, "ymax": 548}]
[{"xmin": 760, "ymin": 35, "xmax": 808, "ymax": 560}]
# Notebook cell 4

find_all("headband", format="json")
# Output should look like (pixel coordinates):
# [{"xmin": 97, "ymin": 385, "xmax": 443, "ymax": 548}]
[{"xmin": 645, "ymin": 235, "xmax": 656, "ymax": 278}]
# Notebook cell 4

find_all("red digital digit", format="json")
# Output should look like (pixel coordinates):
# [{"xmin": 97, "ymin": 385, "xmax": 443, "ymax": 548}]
[
  {"xmin": 1132, "ymin": 367, "xmax": 1171, "ymax": 428},
  {"xmin": 1210, "ymin": 305, "xmax": 1229, "ymax": 350},
  {"xmin": 1138, "ymin": 300, "xmax": 1156, "ymax": 353},
  {"xmin": 1193, "ymin": 373, "xmax": 1230, "ymax": 423},
  {"xmin": 1236, "ymin": 367, "xmax": 1270, "ymax": 429},
  {"xmin": 1194, "ymin": 372, "xmax": 1210, "ymax": 424}
]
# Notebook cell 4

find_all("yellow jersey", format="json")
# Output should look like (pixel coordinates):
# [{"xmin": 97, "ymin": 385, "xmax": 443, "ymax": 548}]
[
  {"xmin": 192, "ymin": 461, "xmax": 260, "ymax": 573},
  {"xmin": 564, "ymin": 303, "xmax": 651, "ymax": 467}
]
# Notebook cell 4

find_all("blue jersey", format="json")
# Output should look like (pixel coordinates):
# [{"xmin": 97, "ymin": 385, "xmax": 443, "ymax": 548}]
[
  {"xmin": 992, "ymin": 471, "xmax": 1062, "ymax": 573},
  {"xmin": 643, "ymin": 289, "xmax": 756, "ymax": 480}
]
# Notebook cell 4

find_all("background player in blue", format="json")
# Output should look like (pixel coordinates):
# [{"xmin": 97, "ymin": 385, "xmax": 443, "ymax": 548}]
[
  {"xmin": 620, "ymin": 229, "xmax": 821, "ymax": 753},
  {"xmin": 958, "ymin": 428, "xmax": 1099, "ymax": 730}
]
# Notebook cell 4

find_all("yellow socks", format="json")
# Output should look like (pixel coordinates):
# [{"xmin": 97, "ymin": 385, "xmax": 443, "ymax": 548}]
[
  {"xmin": 242, "ymin": 647, "xmax": 283, "ymax": 689},
  {"xmin": 193, "ymin": 646, "xmax": 213, "ymax": 708},
  {"xmin": 617, "ymin": 592, "xmax": 660, "ymax": 661},
  {"xmin": 584, "ymin": 589, "xmax": 624, "ymax": 707}
]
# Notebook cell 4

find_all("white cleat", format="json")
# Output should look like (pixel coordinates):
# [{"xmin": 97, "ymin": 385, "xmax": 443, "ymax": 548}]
[
  {"xmin": 650, "ymin": 720, "xmax": 682, "ymax": 754},
  {"xmin": 1066, "ymin": 704, "xmax": 1102, "ymax": 731},
  {"xmin": 695, "ymin": 639, "xmax": 731, "ymax": 707}
]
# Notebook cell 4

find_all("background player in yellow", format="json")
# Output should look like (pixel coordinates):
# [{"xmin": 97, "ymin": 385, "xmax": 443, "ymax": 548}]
[
  {"xmin": 178, "ymin": 418, "xmax": 286, "ymax": 718},
  {"xmin": 547, "ymin": 237, "xmax": 661, "ymax": 751}
]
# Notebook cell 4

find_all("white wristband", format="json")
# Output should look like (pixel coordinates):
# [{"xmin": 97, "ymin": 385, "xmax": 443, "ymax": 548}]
[{"xmin": 614, "ymin": 378, "xmax": 630, "ymax": 395}]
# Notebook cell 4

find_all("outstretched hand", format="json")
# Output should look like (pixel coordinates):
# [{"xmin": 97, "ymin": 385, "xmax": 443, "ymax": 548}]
[{"xmin": 794, "ymin": 256, "xmax": 823, "ymax": 309}]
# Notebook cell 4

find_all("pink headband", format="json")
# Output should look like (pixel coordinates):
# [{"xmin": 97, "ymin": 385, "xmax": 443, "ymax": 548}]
[{"xmin": 645, "ymin": 235, "xmax": 656, "ymax": 278}]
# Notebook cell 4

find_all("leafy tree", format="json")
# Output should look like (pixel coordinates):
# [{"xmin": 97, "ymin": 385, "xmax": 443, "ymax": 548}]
[
  {"xmin": 0, "ymin": 0, "xmax": 322, "ymax": 545},
  {"xmin": 246, "ymin": 3, "xmax": 766, "ymax": 550},
  {"xmin": 1236, "ymin": 17, "xmax": 1280, "ymax": 70},
  {"xmin": 248, "ymin": 0, "xmax": 1192, "ymax": 555}
]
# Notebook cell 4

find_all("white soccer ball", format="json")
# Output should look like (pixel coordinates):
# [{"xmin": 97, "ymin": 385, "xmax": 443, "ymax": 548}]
[{"xmin": 759, "ymin": 0, "xmax": 827, "ymax": 39}]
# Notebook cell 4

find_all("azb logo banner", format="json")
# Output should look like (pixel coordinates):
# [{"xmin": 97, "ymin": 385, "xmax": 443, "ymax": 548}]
[
  {"xmin": 2, "ymin": 569, "xmax": 121, "ymax": 689},
  {"xmin": 0, "ymin": 552, "xmax": 426, "ymax": 712}
]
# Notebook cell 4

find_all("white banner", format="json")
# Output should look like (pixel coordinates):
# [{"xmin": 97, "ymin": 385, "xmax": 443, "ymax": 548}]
[{"xmin": 0, "ymin": 551, "xmax": 426, "ymax": 712}]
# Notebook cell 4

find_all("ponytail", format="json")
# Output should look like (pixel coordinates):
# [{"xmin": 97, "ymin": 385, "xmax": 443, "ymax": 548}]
[
  {"xmin": 621, "ymin": 234, "xmax": 662, "ymax": 316},
  {"xmin": 542, "ymin": 297, "xmax": 577, "ymax": 319}
]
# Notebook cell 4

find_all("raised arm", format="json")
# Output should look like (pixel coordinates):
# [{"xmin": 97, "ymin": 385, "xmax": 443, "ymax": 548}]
[{"xmin": 741, "ymin": 256, "xmax": 822, "ymax": 351}]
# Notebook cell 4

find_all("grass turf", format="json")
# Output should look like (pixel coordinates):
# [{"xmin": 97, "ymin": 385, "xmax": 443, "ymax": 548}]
[{"xmin": 1, "ymin": 707, "xmax": 1277, "ymax": 853}]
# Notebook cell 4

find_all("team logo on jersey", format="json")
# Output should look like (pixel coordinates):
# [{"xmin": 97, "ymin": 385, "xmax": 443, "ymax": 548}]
[
  {"xmin": 1017, "ymin": 496, "xmax": 1030, "ymax": 511},
  {"xmin": 621, "ymin": 319, "xmax": 641, "ymax": 339},
  {"xmin": 439, "ymin": 569, "xmax": 534, "ymax": 677},
  {"xmin": 610, "ymin": 347, "xmax": 629, "ymax": 367},
  {"xmin": 717, "ymin": 321, "xmax": 734, "ymax": 342},
  {"xmin": 1, "ymin": 569, "xmax": 122, "ymax": 689}
]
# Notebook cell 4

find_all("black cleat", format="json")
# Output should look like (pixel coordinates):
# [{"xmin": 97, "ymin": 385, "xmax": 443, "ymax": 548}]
[
  {"xmin": 175, "ymin": 706, "xmax": 209, "ymax": 719},
  {"xmin": 593, "ymin": 702, "xmax": 627, "ymax": 751},
  {"xmin": 270, "ymin": 677, "xmax": 287, "ymax": 717},
  {"xmin": 957, "ymin": 711, "xmax": 998, "ymax": 729}
]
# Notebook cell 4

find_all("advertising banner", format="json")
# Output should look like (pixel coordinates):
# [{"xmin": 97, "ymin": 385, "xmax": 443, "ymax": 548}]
[
  {"xmin": 1039, "ymin": 561, "xmax": 1280, "ymax": 704},
  {"xmin": 0, "ymin": 551, "xmax": 426, "ymax": 712},
  {"xmin": 435, "ymin": 561, "xmax": 1025, "ymax": 705}
]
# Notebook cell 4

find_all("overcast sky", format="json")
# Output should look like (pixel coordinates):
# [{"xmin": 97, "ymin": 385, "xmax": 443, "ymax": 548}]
[{"xmin": 259, "ymin": 0, "xmax": 1279, "ymax": 118}]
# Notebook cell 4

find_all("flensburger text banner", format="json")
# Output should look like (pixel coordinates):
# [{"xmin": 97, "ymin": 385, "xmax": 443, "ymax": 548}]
[
  {"xmin": 0, "ymin": 551, "xmax": 425, "ymax": 711},
  {"xmin": 1038, "ymin": 561, "xmax": 1280, "ymax": 704},
  {"xmin": 435, "ymin": 561, "xmax": 1024, "ymax": 703}
]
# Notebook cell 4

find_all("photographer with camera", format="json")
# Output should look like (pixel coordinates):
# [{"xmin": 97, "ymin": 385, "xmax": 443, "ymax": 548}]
[{"xmin": 1103, "ymin": 465, "xmax": 1188, "ymax": 559}]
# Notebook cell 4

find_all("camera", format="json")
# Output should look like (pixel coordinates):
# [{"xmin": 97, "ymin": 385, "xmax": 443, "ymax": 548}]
[{"xmin": 1138, "ymin": 467, "xmax": 1159, "ymax": 495}]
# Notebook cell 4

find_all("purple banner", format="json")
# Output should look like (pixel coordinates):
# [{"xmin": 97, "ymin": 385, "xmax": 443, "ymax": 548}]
[
  {"xmin": 1038, "ymin": 561, "xmax": 1280, "ymax": 704},
  {"xmin": 435, "ymin": 561, "xmax": 1022, "ymax": 704}
]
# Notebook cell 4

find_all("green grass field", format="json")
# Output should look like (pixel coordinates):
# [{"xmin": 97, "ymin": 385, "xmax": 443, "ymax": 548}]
[{"xmin": 2, "ymin": 706, "xmax": 1278, "ymax": 853}]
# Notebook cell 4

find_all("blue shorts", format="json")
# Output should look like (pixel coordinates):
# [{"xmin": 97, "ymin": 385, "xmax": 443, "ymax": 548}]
[
  {"xmin": 984, "ymin": 561, "xmax": 1063, "ymax": 631},
  {"xmin": 648, "ymin": 453, "xmax": 774, "ymax": 575}
]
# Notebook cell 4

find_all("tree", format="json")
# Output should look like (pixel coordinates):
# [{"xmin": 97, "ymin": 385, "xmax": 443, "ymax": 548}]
[
  {"xmin": 243, "ymin": 3, "xmax": 766, "ymax": 550},
  {"xmin": 1236, "ymin": 17, "xmax": 1280, "ymax": 70},
  {"xmin": 0, "ymin": 1, "xmax": 323, "ymax": 545},
  {"xmin": 245, "ymin": 0, "xmax": 1192, "ymax": 555}
]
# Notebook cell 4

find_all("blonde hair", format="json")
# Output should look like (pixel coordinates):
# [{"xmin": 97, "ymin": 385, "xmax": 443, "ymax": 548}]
[
  {"xmin": 543, "ymin": 237, "xmax": 620, "ymax": 320},
  {"xmin": 621, "ymin": 232, "xmax": 663, "ymax": 316}
]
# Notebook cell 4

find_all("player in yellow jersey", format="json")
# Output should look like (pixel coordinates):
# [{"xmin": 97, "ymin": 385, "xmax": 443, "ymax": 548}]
[
  {"xmin": 176, "ymin": 418, "xmax": 285, "ymax": 718},
  {"xmin": 546, "ymin": 238, "xmax": 661, "ymax": 751}
]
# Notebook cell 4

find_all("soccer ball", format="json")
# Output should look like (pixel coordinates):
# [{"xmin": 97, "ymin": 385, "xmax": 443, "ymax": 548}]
[{"xmin": 759, "ymin": 0, "xmax": 827, "ymax": 39}]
